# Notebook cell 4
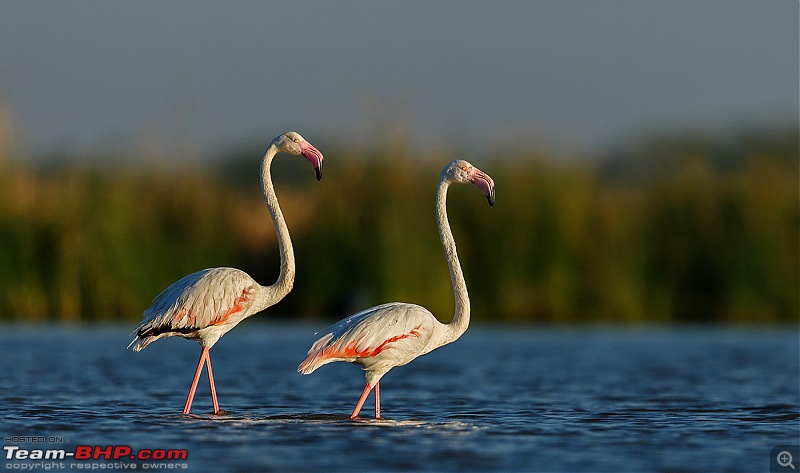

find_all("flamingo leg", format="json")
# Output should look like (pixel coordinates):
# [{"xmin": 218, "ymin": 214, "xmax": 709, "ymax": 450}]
[
  {"xmin": 350, "ymin": 383, "xmax": 373, "ymax": 419},
  {"xmin": 182, "ymin": 347, "xmax": 209, "ymax": 415},
  {"xmin": 204, "ymin": 351, "xmax": 220, "ymax": 415},
  {"xmin": 374, "ymin": 381, "xmax": 380, "ymax": 419}
]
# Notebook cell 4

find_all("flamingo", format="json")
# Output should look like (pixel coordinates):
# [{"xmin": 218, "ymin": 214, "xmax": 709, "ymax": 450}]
[
  {"xmin": 298, "ymin": 159, "xmax": 495, "ymax": 419},
  {"xmin": 129, "ymin": 131, "xmax": 323, "ymax": 415}
]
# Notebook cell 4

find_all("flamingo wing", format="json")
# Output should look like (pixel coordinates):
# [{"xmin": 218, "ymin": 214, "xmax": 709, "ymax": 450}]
[
  {"xmin": 298, "ymin": 302, "xmax": 435, "ymax": 374},
  {"xmin": 130, "ymin": 267, "xmax": 258, "ymax": 351}
]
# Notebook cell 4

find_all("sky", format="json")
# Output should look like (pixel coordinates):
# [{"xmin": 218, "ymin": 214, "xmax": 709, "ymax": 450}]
[{"xmin": 0, "ymin": 0, "xmax": 796, "ymax": 160}]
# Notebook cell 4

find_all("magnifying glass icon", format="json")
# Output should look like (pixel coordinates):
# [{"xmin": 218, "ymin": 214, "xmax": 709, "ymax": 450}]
[{"xmin": 778, "ymin": 451, "xmax": 795, "ymax": 469}]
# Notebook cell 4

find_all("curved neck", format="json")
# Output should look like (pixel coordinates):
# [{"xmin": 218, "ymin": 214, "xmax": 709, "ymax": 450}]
[
  {"xmin": 436, "ymin": 177, "xmax": 470, "ymax": 344},
  {"xmin": 260, "ymin": 143, "xmax": 295, "ymax": 300}
]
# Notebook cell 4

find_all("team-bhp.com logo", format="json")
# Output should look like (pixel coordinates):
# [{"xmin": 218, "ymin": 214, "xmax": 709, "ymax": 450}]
[{"xmin": 4, "ymin": 444, "xmax": 188, "ymax": 470}]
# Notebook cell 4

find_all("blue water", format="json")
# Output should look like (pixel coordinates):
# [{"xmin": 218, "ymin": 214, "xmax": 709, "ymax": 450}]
[{"xmin": 1, "ymin": 323, "xmax": 798, "ymax": 472}]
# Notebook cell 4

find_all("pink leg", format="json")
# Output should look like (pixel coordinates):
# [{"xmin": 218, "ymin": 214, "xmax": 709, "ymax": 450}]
[
  {"xmin": 182, "ymin": 347, "xmax": 209, "ymax": 414},
  {"xmin": 204, "ymin": 351, "xmax": 220, "ymax": 415},
  {"xmin": 374, "ymin": 381, "xmax": 380, "ymax": 419},
  {"xmin": 350, "ymin": 383, "xmax": 372, "ymax": 419}
]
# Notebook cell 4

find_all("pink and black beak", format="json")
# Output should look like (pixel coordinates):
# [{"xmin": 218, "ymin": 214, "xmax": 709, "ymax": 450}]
[
  {"xmin": 469, "ymin": 167, "xmax": 496, "ymax": 206},
  {"xmin": 299, "ymin": 141, "xmax": 324, "ymax": 181}
]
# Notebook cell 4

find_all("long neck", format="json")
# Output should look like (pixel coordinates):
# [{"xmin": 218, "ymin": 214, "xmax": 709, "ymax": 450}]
[
  {"xmin": 436, "ymin": 177, "xmax": 470, "ymax": 344},
  {"xmin": 259, "ymin": 143, "xmax": 295, "ymax": 301}
]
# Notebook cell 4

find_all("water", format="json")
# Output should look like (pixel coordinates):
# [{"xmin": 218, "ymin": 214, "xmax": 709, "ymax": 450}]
[{"xmin": 1, "ymin": 323, "xmax": 797, "ymax": 472}]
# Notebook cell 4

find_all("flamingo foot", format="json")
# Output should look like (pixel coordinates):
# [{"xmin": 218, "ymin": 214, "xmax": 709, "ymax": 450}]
[
  {"xmin": 205, "ymin": 350, "xmax": 220, "ymax": 415},
  {"xmin": 375, "ymin": 381, "xmax": 381, "ymax": 419},
  {"xmin": 182, "ymin": 347, "xmax": 210, "ymax": 415},
  {"xmin": 350, "ymin": 383, "xmax": 372, "ymax": 419}
]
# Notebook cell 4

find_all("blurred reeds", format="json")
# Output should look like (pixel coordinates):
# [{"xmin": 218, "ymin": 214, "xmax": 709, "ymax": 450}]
[{"xmin": 0, "ymin": 127, "xmax": 796, "ymax": 324}]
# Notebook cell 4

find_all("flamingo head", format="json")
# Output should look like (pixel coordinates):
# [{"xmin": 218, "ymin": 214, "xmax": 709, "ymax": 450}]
[
  {"xmin": 444, "ymin": 159, "xmax": 495, "ymax": 206},
  {"xmin": 276, "ymin": 131, "xmax": 324, "ymax": 180}
]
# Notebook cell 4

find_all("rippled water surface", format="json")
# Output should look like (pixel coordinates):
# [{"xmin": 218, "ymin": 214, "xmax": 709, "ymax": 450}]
[{"xmin": 1, "ymin": 324, "xmax": 798, "ymax": 472}]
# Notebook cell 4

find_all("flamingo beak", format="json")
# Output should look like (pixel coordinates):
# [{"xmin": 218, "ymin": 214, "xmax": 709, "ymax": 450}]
[
  {"xmin": 470, "ymin": 168, "xmax": 495, "ymax": 206},
  {"xmin": 299, "ymin": 141, "xmax": 324, "ymax": 181}
]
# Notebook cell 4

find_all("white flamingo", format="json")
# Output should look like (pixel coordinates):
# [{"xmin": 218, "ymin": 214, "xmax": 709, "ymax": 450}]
[
  {"xmin": 298, "ymin": 159, "xmax": 495, "ymax": 419},
  {"xmin": 129, "ymin": 131, "xmax": 323, "ymax": 415}
]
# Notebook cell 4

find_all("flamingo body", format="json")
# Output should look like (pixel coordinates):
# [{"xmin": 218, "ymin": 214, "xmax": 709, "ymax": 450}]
[
  {"xmin": 131, "ymin": 267, "xmax": 269, "ymax": 351},
  {"xmin": 299, "ymin": 302, "xmax": 441, "ymax": 386},
  {"xmin": 299, "ymin": 159, "xmax": 495, "ymax": 419},
  {"xmin": 130, "ymin": 131, "xmax": 323, "ymax": 415}
]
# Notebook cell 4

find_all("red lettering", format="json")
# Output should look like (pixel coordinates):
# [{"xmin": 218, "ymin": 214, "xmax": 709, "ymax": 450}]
[
  {"xmin": 166, "ymin": 449, "xmax": 188, "ymax": 460},
  {"xmin": 74, "ymin": 445, "xmax": 188, "ymax": 462},
  {"xmin": 94, "ymin": 446, "xmax": 113, "ymax": 460},
  {"xmin": 74, "ymin": 446, "xmax": 92, "ymax": 460},
  {"xmin": 113, "ymin": 446, "xmax": 132, "ymax": 460}
]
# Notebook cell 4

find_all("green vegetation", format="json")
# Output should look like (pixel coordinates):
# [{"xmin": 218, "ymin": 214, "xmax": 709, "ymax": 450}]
[{"xmin": 0, "ymin": 128, "xmax": 796, "ymax": 324}]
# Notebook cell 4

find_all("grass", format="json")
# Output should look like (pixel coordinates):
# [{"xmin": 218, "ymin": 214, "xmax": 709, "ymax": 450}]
[{"xmin": 0, "ymin": 127, "xmax": 796, "ymax": 324}]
